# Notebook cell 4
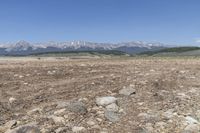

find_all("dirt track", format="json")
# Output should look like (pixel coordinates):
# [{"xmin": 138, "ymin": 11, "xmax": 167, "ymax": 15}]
[{"xmin": 1, "ymin": 57, "xmax": 200, "ymax": 133}]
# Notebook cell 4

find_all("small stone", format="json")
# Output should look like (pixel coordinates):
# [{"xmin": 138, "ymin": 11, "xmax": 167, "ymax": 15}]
[
  {"xmin": 96, "ymin": 96, "xmax": 117, "ymax": 106},
  {"xmin": 119, "ymin": 86, "xmax": 136, "ymax": 96},
  {"xmin": 50, "ymin": 116, "xmax": 65, "ymax": 124},
  {"xmin": 67, "ymin": 101, "xmax": 87, "ymax": 114},
  {"xmin": 91, "ymin": 125, "xmax": 101, "ymax": 130},
  {"xmin": 87, "ymin": 120, "xmax": 96, "ymax": 126},
  {"xmin": 104, "ymin": 111, "xmax": 120, "ymax": 122},
  {"xmin": 54, "ymin": 108, "xmax": 66, "ymax": 115},
  {"xmin": 72, "ymin": 126, "xmax": 86, "ymax": 132},
  {"xmin": 105, "ymin": 103, "xmax": 119, "ymax": 112},
  {"xmin": 9, "ymin": 97, "xmax": 16, "ymax": 104},
  {"xmin": 96, "ymin": 118, "xmax": 103, "ymax": 122}
]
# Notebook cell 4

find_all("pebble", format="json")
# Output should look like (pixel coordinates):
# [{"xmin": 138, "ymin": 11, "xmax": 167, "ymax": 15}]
[
  {"xmin": 9, "ymin": 97, "xmax": 16, "ymax": 104},
  {"xmin": 72, "ymin": 126, "xmax": 86, "ymax": 132},
  {"xmin": 119, "ymin": 86, "xmax": 136, "ymax": 96},
  {"xmin": 96, "ymin": 96, "xmax": 117, "ymax": 106}
]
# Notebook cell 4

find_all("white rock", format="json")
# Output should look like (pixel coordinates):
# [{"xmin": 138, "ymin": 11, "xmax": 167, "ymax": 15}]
[
  {"xmin": 105, "ymin": 103, "xmax": 119, "ymax": 112},
  {"xmin": 87, "ymin": 120, "xmax": 96, "ymax": 126},
  {"xmin": 96, "ymin": 96, "xmax": 117, "ymax": 106},
  {"xmin": 185, "ymin": 116, "xmax": 199, "ymax": 124},
  {"xmin": 9, "ymin": 97, "xmax": 16, "ymax": 104},
  {"xmin": 72, "ymin": 126, "xmax": 86, "ymax": 132},
  {"xmin": 54, "ymin": 108, "xmax": 66, "ymax": 115},
  {"xmin": 119, "ymin": 86, "xmax": 136, "ymax": 96},
  {"xmin": 96, "ymin": 118, "xmax": 103, "ymax": 122}
]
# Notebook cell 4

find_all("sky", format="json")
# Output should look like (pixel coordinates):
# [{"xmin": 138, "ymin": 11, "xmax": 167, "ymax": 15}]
[{"xmin": 0, "ymin": 0, "xmax": 200, "ymax": 45}]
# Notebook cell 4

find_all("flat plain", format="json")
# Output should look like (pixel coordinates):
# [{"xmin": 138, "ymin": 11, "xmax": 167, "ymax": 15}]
[{"xmin": 1, "ymin": 57, "xmax": 200, "ymax": 133}]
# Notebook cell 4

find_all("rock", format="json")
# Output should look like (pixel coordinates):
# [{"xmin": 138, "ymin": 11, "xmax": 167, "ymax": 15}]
[
  {"xmin": 67, "ymin": 101, "xmax": 87, "ymax": 114},
  {"xmin": 182, "ymin": 123, "xmax": 200, "ymax": 133},
  {"xmin": 5, "ymin": 123, "xmax": 40, "ymax": 133},
  {"xmin": 55, "ymin": 127, "xmax": 69, "ymax": 133},
  {"xmin": 87, "ymin": 120, "xmax": 96, "ymax": 126},
  {"xmin": 27, "ymin": 108, "xmax": 42, "ymax": 115},
  {"xmin": 0, "ymin": 120, "xmax": 17, "ymax": 132},
  {"xmin": 119, "ymin": 86, "xmax": 136, "ymax": 96},
  {"xmin": 54, "ymin": 108, "xmax": 66, "ymax": 116},
  {"xmin": 5, "ymin": 120, "xmax": 17, "ymax": 129},
  {"xmin": 162, "ymin": 109, "xmax": 175, "ymax": 119},
  {"xmin": 50, "ymin": 116, "xmax": 65, "ymax": 124},
  {"xmin": 104, "ymin": 111, "xmax": 120, "ymax": 122},
  {"xmin": 91, "ymin": 125, "xmax": 101, "ymax": 130},
  {"xmin": 105, "ymin": 103, "xmax": 119, "ymax": 112},
  {"xmin": 9, "ymin": 97, "xmax": 16, "ymax": 104},
  {"xmin": 72, "ymin": 126, "xmax": 86, "ymax": 132},
  {"xmin": 96, "ymin": 118, "xmax": 103, "ymax": 122},
  {"xmin": 185, "ymin": 116, "xmax": 199, "ymax": 124},
  {"xmin": 96, "ymin": 96, "xmax": 117, "ymax": 106}
]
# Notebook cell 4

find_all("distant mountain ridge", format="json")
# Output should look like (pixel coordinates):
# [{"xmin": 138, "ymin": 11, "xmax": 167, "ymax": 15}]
[{"xmin": 0, "ymin": 40, "xmax": 166, "ymax": 56}]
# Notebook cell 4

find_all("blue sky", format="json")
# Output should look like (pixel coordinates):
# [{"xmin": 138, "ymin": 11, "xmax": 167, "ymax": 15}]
[{"xmin": 0, "ymin": 0, "xmax": 200, "ymax": 45}]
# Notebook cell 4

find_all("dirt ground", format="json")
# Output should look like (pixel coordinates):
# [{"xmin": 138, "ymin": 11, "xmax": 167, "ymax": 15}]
[{"xmin": 1, "ymin": 57, "xmax": 200, "ymax": 133}]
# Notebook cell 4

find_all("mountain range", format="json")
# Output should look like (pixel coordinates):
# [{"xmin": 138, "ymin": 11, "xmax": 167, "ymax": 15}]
[{"xmin": 0, "ymin": 40, "xmax": 167, "ymax": 56}]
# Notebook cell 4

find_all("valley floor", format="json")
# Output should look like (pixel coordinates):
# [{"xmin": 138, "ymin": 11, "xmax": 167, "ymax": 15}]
[{"xmin": 0, "ymin": 57, "xmax": 200, "ymax": 133}]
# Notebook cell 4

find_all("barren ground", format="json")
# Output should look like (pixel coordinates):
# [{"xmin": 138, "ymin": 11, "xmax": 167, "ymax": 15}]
[{"xmin": 1, "ymin": 57, "xmax": 200, "ymax": 133}]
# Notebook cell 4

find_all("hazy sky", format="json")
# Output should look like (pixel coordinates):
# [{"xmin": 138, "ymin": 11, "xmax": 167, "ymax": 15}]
[{"xmin": 0, "ymin": 0, "xmax": 200, "ymax": 45}]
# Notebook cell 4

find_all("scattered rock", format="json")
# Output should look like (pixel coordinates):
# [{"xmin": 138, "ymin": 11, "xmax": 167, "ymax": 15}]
[
  {"xmin": 72, "ymin": 126, "xmax": 86, "ymax": 132},
  {"xmin": 105, "ymin": 103, "xmax": 119, "ymax": 112},
  {"xmin": 104, "ymin": 111, "xmax": 120, "ymax": 122},
  {"xmin": 96, "ymin": 96, "xmax": 117, "ymax": 106},
  {"xmin": 119, "ymin": 86, "xmax": 136, "ymax": 96}
]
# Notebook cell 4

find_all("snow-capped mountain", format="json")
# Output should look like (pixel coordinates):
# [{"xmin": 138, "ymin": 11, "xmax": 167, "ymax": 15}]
[{"xmin": 0, "ymin": 40, "xmax": 166, "ymax": 55}]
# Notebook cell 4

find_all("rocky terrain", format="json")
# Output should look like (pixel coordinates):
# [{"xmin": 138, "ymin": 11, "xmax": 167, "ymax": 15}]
[{"xmin": 0, "ymin": 57, "xmax": 200, "ymax": 133}]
